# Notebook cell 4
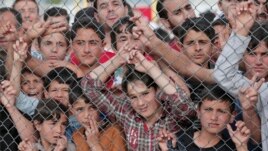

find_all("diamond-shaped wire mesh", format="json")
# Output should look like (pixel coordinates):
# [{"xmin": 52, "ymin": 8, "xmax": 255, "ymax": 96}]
[{"xmin": 0, "ymin": 0, "xmax": 267, "ymax": 150}]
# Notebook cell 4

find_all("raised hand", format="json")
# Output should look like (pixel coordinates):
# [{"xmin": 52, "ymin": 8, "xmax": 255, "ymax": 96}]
[
  {"xmin": 227, "ymin": 121, "xmax": 250, "ymax": 149},
  {"xmin": 18, "ymin": 139, "xmax": 37, "ymax": 151},
  {"xmin": 127, "ymin": 48, "xmax": 148, "ymax": 73},
  {"xmin": 130, "ymin": 14, "xmax": 155, "ymax": 48},
  {"xmin": 0, "ymin": 22, "xmax": 17, "ymax": 37},
  {"xmin": 238, "ymin": 73, "xmax": 264, "ymax": 111},
  {"xmin": 85, "ymin": 118, "xmax": 101, "ymax": 149},
  {"xmin": 0, "ymin": 80, "xmax": 17, "ymax": 109},
  {"xmin": 228, "ymin": 0, "xmax": 257, "ymax": 36},
  {"xmin": 54, "ymin": 135, "xmax": 68, "ymax": 151},
  {"xmin": 157, "ymin": 129, "xmax": 176, "ymax": 151},
  {"xmin": 13, "ymin": 38, "xmax": 28, "ymax": 62}
]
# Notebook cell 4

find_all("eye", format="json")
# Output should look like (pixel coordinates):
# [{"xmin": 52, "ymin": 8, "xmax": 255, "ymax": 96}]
[
  {"xmin": 185, "ymin": 4, "xmax": 192, "ymax": 10},
  {"xmin": 173, "ymin": 9, "xmax": 182, "ymax": 15},
  {"xmin": 204, "ymin": 108, "xmax": 213, "ymax": 112}
]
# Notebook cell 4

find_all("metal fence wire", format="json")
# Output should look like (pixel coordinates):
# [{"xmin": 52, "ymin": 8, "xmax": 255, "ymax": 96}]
[{"xmin": 0, "ymin": 0, "xmax": 267, "ymax": 150}]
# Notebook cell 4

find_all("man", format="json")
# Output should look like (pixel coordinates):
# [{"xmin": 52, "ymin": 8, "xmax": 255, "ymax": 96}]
[
  {"xmin": 12, "ymin": 0, "xmax": 39, "ymax": 32},
  {"xmin": 156, "ymin": 0, "xmax": 195, "ymax": 29}
]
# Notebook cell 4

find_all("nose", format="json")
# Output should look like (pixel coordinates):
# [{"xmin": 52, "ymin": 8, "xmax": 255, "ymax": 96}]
[
  {"xmin": 54, "ymin": 123, "xmax": 63, "ymax": 134},
  {"xmin": 194, "ymin": 42, "xmax": 201, "ymax": 52},
  {"xmin": 256, "ymin": 55, "xmax": 262, "ymax": 65},
  {"xmin": 211, "ymin": 111, "xmax": 218, "ymax": 121},
  {"xmin": 137, "ymin": 97, "xmax": 145, "ymax": 107},
  {"xmin": 28, "ymin": 82, "xmax": 35, "ymax": 89},
  {"xmin": 83, "ymin": 43, "xmax": 91, "ymax": 54}
]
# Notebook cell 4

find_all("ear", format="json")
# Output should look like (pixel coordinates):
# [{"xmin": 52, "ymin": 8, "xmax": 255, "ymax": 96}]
[
  {"xmin": 197, "ymin": 108, "xmax": 201, "ymax": 119},
  {"xmin": 94, "ymin": 13, "xmax": 100, "ymax": 22},
  {"xmin": 158, "ymin": 18, "xmax": 171, "ymax": 29},
  {"xmin": 101, "ymin": 40, "xmax": 106, "ymax": 48},
  {"xmin": 218, "ymin": 1, "xmax": 223, "ymax": 11},
  {"xmin": 34, "ymin": 120, "xmax": 41, "ymax": 131},
  {"xmin": 44, "ymin": 90, "xmax": 49, "ymax": 99}
]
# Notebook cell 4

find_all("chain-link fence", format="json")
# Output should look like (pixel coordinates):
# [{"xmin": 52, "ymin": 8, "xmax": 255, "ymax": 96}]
[{"xmin": 0, "ymin": 0, "xmax": 267, "ymax": 151}]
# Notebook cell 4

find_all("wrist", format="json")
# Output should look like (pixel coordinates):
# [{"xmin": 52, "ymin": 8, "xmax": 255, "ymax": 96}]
[{"xmin": 235, "ymin": 144, "xmax": 247, "ymax": 151}]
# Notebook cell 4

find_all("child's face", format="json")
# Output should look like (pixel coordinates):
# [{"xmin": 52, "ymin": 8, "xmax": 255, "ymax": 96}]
[
  {"xmin": 35, "ymin": 113, "xmax": 68, "ymax": 146},
  {"xmin": 198, "ymin": 99, "xmax": 234, "ymax": 134},
  {"xmin": 45, "ymin": 80, "xmax": 70, "ymax": 106},
  {"xmin": 127, "ymin": 80, "xmax": 160, "ymax": 120},
  {"xmin": 116, "ymin": 25, "xmax": 144, "ymax": 51},
  {"xmin": 244, "ymin": 41, "xmax": 268, "ymax": 80},
  {"xmin": 71, "ymin": 98, "xmax": 99, "ymax": 128},
  {"xmin": 21, "ymin": 72, "xmax": 44, "ymax": 100},
  {"xmin": 182, "ymin": 29, "xmax": 212, "ymax": 67},
  {"xmin": 40, "ymin": 32, "xmax": 68, "ymax": 61}
]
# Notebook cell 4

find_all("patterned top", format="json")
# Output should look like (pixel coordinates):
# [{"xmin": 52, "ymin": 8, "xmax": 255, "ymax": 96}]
[{"xmin": 81, "ymin": 75, "xmax": 196, "ymax": 151}]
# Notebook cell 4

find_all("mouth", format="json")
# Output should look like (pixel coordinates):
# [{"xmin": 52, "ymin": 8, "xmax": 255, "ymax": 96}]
[
  {"xmin": 27, "ymin": 92, "xmax": 39, "ymax": 97},
  {"xmin": 208, "ymin": 123, "xmax": 220, "ymax": 128},
  {"xmin": 257, "ymin": 13, "xmax": 268, "ymax": 20},
  {"xmin": 48, "ymin": 56, "xmax": 59, "ymax": 60}
]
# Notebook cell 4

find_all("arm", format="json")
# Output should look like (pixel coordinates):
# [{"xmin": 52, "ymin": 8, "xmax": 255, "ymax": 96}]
[
  {"xmin": 213, "ymin": 1, "xmax": 257, "ymax": 97},
  {"xmin": 238, "ymin": 74, "xmax": 264, "ymax": 143},
  {"xmin": 10, "ymin": 38, "xmax": 28, "ymax": 96},
  {"xmin": 130, "ymin": 15, "xmax": 214, "ymax": 84},
  {"xmin": 158, "ymin": 60, "xmax": 190, "ymax": 96},
  {"xmin": 0, "ymin": 80, "xmax": 35, "ymax": 142}
]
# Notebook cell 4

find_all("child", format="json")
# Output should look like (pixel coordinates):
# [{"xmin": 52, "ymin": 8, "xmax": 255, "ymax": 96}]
[
  {"xmin": 70, "ymin": 86, "xmax": 126, "ymax": 151},
  {"xmin": 158, "ymin": 87, "xmax": 250, "ymax": 151},
  {"xmin": 18, "ymin": 100, "xmax": 75, "ymax": 151},
  {"xmin": 81, "ymin": 47, "xmax": 195, "ymax": 150},
  {"xmin": 21, "ymin": 67, "xmax": 44, "ymax": 100}
]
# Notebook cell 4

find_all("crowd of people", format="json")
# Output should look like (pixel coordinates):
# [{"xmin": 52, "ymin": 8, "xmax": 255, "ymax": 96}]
[{"xmin": 0, "ymin": 0, "xmax": 267, "ymax": 150}]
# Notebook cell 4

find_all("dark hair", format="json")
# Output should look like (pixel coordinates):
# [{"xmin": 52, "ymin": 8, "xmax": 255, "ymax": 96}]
[
  {"xmin": 69, "ymin": 85, "xmax": 91, "ymax": 105},
  {"xmin": 12, "ymin": 0, "xmax": 39, "ymax": 13},
  {"xmin": 74, "ymin": 7, "xmax": 96, "ymax": 23},
  {"xmin": 198, "ymin": 86, "xmax": 235, "ymax": 113},
  {"xmin": 200, "ymin": 10, "xmax": 216, "ymax": 23},
  {"xmin": 43, "ymin": 7, "xmax": 70, "ymax": 23},
  {"xmin": 247, "ymin": 22, "xmax": 268, "ymax": 52},
  {"xmin": 93, "ymin": 0, "xmax": 126, "ymax": 10},
  {"xmin": 0, "ymin": 7, "xmax": 22, "ymax": 28},
  {"xmin": 33, "ymin": 99, "xmax": 69, "ymax": 124},
  {"xmin": 173, "ymin": 17, "xmax": 216, "ymax": 44},
  {"xmin": 42, "ymin": 67, "xmax": 78, "ymax": 91},
  {"xmin": 154, "ymin": 27, "xmax": 172, "ymax": 43},
  {"xmin": 110, "ymin": 16, "xmax": 135, "ymax": 50},
  {"xmin": 122, "ymin": 64, "xmax": 158, "ymax": 93},
  {"xmin": 37, "ymin": 30, "xmax": 70, "ymax": 47},
  {"xmin": 156, "ymin": 0, "xmax": 168, "ymax": 19},
  {"xmin": 212, "ymin": 17, "xmax": 229, "ymax": 27},
  {"xmin": 70, "ymin": 17, "xmax": 105, "ymax": 41}
]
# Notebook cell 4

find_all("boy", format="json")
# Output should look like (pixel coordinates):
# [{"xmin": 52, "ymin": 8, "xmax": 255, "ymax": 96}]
[
  {"xmin": 69, "ymin": 86, "xmax": 126, "ymax": 151},
  {"xmin": 82, "ymin": 46, "xmax": 195, "ymax": 150},
  {"xmin": 158, "ymin": 87, "xmax": 250, "ymax": 151}
]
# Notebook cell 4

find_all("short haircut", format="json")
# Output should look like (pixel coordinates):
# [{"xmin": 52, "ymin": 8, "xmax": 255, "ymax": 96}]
[
  {"xmin": 93, "ymin": 0, "xmax": 126, "ymax": 10},
  {"xmin": 69, "ymin": 85, "xmax": 95, "ymax": 107},
  {"xmin": 247, "ymin": 22, "xmax": 268, "ymax": 52},
  {"xmin": 70, "ymin": 17, "xmax": 105, "ymax": 41},
  {"xmin": 33, "ymin": 99, "xmax": 69, "ymax": 124},
  {"xmin": 110, "ymin": 16, "xmax": 135, "ymax": 50},
  {"xmin": 42, "ymin": 67, "xmax": 78, "ymax": 91},
  {"xmin": 173, "ymin": 17, "xmax": 216, "ymax": 44},
  {"xmin": 74, "ymin": 7, "xmax": 96, "ymax": 23},
  {"xmin": 156, "ymin": 0, "xmax": 168, "ymax": 19},
  {"xmin": 0, "ymin": 7, "xmax": 22, "ymax": 28},
  {"xmin": 122, "ymin": 64, "xmax": 158, "ymax": 93},
  {"xmin": 198, "ymin": 86, "xmax": 235, "ymax": 113},
  {"xmin": 43, "ymin": 7, "xmax": 70, "ymax": 23},
  {"xmin": 212, "ymin": 17, "xmax": 229, "ymax": 27},
  {"xmin": 12, "ymin": 0, "xmax": 39, "ymax": 13}
]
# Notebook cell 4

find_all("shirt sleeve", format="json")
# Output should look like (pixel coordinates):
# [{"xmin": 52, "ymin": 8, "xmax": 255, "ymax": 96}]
[
  {"xmin": 16, "ymin": 91, "xmax": 39, "ymax": 116},
  {"xmin": 81, "ymin": 74, "xmax": 131, "ymax": 123},
  {"xmin": 213, "ymin": 32, "xmax": 251, "ymax": 97},
  {"xmin": 157, "ymin": 85, "xmax": 196, "ymax": 126}
]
